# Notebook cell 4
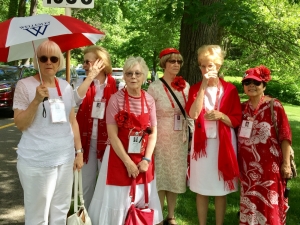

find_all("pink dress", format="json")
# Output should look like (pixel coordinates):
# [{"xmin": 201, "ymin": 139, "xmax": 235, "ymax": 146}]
[{"xmin": 238, "ymin": 98, "xmax": 292, "ymax": 225}]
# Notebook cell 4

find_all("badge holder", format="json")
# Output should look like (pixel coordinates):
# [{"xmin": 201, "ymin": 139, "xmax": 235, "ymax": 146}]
[
  {"xmin": 91, "ymin": 99, "xmax": 106, "ymax": 119},
  {"xmin": 239, "ymin": 120, "xmax": 253, "ymax": 138},
  {"xmin": 49, "ymin": 98, "xmax": 67, "ymax": 123},
  {"xmin": 204, "ymin": 120, "xmax": 217, "ymax": 139},
  {"xmin": 128, "ymin": 129, "xmax": 143, "ymax": 154},
  {"xmin": 174, "ymin": 114, "xmax": 183, "ymax": 131}
]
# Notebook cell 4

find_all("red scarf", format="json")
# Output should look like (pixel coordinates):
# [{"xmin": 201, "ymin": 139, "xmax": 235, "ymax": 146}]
[
  {"xmin": 186, "ymin": 79, "xmax": 242, "ymax": 190},
  {"xmin": 76, "ymin": 75, "xmax": 117, "ymax": 163}
]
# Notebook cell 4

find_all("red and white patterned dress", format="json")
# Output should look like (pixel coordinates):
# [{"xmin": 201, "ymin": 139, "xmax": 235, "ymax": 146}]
[{"xmin": 238, "ymin": 98, "xmax": 292, "ymax": 225}]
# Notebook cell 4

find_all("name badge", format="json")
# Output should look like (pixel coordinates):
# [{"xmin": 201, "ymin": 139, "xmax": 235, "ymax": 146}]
[
  {"xmin": 239, "ymin": 120, "xmax": 253, "ymax": 138},
  {"xmin": 128, "ymin": 132, "xmax": 142, "ymax": 154},
  {"xmin": 49, "ymin": 98, "xmax": 67, "ymax": 123},
  {"xmin": 205, "ymin": 120, "xmax": 217, "ymax": 139},
  {"xmin": 174, "ymin": 114, "xmax": 183, "ymax": 131},
  {"xmin": 91, "ymin": 99, "xmax": 106, "ymax": 119}
]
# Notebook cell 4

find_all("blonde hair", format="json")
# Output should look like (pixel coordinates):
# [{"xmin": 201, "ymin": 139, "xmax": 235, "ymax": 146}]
[
  {"xmin": 83, "ymin": 46, "xmax": 112, "ymax": 75},
  {"xmin": 123, "ymin": 56, "xmax": 149, "ymax": 82},
  {"xmin": 33, "ymin": 40, "xmax": 65, "ymax": 71},
  {"xmin": 197, "ymin": 45, "xmax": 225, "ymax": 67},
  {"xmin": 159, "ymin": 53, "xmax": 183, "ymax": 69}
]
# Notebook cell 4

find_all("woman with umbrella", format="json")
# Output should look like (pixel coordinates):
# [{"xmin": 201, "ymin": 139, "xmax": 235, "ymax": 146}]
[
  {"xmin": 13, "ymin": 40, "xmax": 83, "ymax": 224},
  {"xmin": 75, "ymin": 45, "xmax": 117, "ymax": 209}
]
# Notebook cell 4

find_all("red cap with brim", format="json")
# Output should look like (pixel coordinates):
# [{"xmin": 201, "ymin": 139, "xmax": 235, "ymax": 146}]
[
  {"xmin": 242, "ymin": 74, "xmax": 263, "ymax": 82},
  {"xmin": 159, "ymin": 48, "xmax": 180, "ymax": 58}
]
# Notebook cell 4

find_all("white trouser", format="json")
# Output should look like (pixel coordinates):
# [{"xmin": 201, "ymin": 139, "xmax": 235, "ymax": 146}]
[
  {"xmin": 82, "ymin": 139, "xmax": 102, "ymax": 209},
  {"xmin": 17, "ymin": 158, "xmax": 73, "ymax": 225}
]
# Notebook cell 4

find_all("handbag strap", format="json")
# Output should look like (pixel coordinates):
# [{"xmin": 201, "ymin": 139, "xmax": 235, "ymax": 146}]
[
  {"xmin": 129, "ymin": 173, "xmax": 149, "ymax": 208},
  {"xmin": 73, "ymin": 170, "xmax": 85, "ymax": 213},
  {"xmin": 159, "ymin": 78, "xmax": 186, "ymax": 119},
  {"xmin": 270, "ymin": 98, "xmax": 279, "ymax": 138}
]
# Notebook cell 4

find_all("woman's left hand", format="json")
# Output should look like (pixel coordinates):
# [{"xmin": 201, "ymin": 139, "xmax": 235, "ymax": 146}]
[
  {"xmin": 204, "ymin": 110, "xmax": 223, "ymax": 121},
  {"xmin": 281, "ymin": 162, "xmax": 292, "ymax": 179},
  {"xmin": 137, "ymin": 160, "xmax": 149, "ymax": 173},
  {"xmin": 73, "ymin": 153, "xmax": 84, "ymax": 171}
]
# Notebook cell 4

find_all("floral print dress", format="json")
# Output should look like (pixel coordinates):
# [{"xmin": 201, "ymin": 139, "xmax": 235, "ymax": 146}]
[{"xmin": 238, "ymin": 98, "xmax": 292, "ymax": 225}]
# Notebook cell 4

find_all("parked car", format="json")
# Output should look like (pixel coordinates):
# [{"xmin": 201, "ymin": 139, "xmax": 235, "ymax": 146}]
[
  {"xmin": 55, "ymin": 67, "xmax": 79, "ymax": 89},
  {"xmin": 112, "ymin": 68, "xmax": 125, "ymax": 90},
  {"xmin": 0, "ymin": 65, "xmax": 21, "ymax": 112}
]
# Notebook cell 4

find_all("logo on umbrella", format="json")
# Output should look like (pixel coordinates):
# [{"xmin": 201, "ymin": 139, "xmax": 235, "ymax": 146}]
[{"xmin": 20, "ymin": 21, "xmax": 50, "ymax": 36}]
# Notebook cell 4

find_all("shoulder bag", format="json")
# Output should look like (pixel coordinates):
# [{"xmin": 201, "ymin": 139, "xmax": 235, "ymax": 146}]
[
  {"xmin": 67, "ymin": 170, "xmax": 92, "ymax": 225},
  {"xmin": 270, "ymin": 98, "xmax": 297, "ymax": 178},
  {"xmin": 124, "ymin": 174, "xmax": 154, "ymax": 225}
]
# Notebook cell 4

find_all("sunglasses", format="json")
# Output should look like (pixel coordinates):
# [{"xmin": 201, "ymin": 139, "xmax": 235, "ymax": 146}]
[
  {"xmin": 242, "ymin": 79, "xmax": 262, "ymax": 86},
  {"xmin": 83, "ymin": 60, "xmax": 94, "ymax": 65},
  {"xmin": 39, "ymin": 56, "xmax": 59, "ymax": 63},
  {"xmin": 125, "ymin": 71, "xmax": 143, "ymax": 77},
  {"xmin": 167, "ymin": 59, "xmax": 183, "ymax": 65}
]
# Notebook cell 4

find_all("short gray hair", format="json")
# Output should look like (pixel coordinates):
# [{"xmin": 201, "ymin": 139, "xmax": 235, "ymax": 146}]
[{"xmin": 123, "ymin": 56, "xmax": 149, "ymax": 82}]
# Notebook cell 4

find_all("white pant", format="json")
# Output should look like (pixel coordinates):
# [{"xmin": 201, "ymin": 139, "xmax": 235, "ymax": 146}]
[
  {"xmin": 17, "ymin": 158, "xmax": 73, "ymax": 225},
  {"xmin": 82, "ymin": 139, "xmax": 102, "ymax": 209}
]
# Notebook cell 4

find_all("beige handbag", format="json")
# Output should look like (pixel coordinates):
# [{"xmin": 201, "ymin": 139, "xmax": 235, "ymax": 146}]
[
  {"xmin": 270, "ymin": 99, "xmax": 297, "ymax": 178},
  {"xmin": 67, "ymin": 170, "xmax": 92, "ymax": 225}
]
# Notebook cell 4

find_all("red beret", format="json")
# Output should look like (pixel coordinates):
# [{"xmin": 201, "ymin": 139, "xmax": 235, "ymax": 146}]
[{"xmin": 159, "ymin": 48, "xmax": 180, "ymax": 58}]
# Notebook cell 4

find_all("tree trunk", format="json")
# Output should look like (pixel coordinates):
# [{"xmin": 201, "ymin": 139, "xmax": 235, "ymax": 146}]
[
  {"xmin": 179, "ymin": 0, "xmax": 222, "ymax": 86},
  {"xmin": 30, "ymin": 0, "xmax": 38, "ymax": 16},
  {"xmin": 18, "ymin": 0, "xmax": 26, "ymax": 17}
]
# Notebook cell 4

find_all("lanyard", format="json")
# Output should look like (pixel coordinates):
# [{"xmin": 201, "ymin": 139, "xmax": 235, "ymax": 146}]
[
  {"xmin": 163, "ymin": 85, "xmax": 187, "ymax": 109},
  {"xmin": 244, "ymin": 95, "xmax": 264, "ymax": 119},
  {"xmin": 203, "ymin": 81, "xmax": 221, "ymax": 111},
  {"xmin": 54, "ymin": 78, "xmax": 62, "ymax": 97}
]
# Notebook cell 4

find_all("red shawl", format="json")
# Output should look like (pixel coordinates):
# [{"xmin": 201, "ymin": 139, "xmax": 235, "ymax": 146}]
[
  {"xmin": 76, "ymin": 75, "xmax": 117, "ymax": 163},
  {"xmin": 185, "ymin": 78, "xmax": 242, "ymax": 190}
]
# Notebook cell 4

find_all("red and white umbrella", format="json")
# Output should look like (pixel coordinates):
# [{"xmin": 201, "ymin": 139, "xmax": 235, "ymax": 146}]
[{"xmin": 0, "ymin": 14, "xmax": 105, "ymax": 62}]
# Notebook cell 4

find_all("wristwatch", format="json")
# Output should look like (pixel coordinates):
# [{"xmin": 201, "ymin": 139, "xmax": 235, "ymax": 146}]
[{"xmin": 75, "ymin": 148, "xmax": 84, "ymax": 154}]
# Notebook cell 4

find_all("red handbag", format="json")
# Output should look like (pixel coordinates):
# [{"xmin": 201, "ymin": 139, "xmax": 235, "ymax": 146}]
[{"xmin": 124, "ymin": 174, "xmax": 154, "ymax": 225}]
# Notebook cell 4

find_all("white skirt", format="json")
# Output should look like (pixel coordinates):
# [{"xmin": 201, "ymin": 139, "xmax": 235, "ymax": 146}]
[
  {"xmin": 88, "ymin": 146, "xmax": 163, "ymax": 225},
  {"xmin": 189, "ymin": 128, "xmax": 238, "ymax": 196}
]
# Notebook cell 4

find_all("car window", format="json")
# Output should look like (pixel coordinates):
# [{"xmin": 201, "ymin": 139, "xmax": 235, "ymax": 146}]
[{"xmin": 0, "ymin": 68, "xmax": 19, "ymax": 81}]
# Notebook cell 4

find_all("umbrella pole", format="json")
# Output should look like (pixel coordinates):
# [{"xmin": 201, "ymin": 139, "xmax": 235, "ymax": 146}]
[{"xmin": 32, "ymin": 41, "xmax": 43, "ymax": 85}]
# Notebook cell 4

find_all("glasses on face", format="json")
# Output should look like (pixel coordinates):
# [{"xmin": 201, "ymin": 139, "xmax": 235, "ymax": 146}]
[
  {"xmin": 83, "ymin": 60, "xmax": 95, "ymax": 65},
  {"xmin": 167, "ymin": 59, "xmax": 183, "ymax": 65},
  {"xmin": 39, "ymin": 56, "xmax": 59, "ymax": 63},
  {"xmin": 125, "ymin": 71, "xmax": 143, "ymax": 77},
  {"xmin": 242, "ymin": 79, "xmax": 262, "ymax": 86}
]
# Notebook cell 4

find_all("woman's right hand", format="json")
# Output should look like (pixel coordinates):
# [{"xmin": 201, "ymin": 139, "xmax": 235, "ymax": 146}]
[
  {"xmin": 201, "ymin": 70, "xmax": 218, "ymax": 87},
  {"xmin": 86, "ymin": 59, "xmax": 105, "ymax": 79},
  {"xmin": 34, "ymin": 84, "xmax": 49, "ymax": 103},
  {"xmin": 125, "ymin": 160, "xmax": 139, "ymax": 178}
]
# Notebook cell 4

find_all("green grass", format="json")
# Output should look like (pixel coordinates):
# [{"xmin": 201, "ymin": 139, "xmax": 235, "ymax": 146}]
[{"xmin": 171, "ymin": 78, "xmax": 300, "ymax": 224}]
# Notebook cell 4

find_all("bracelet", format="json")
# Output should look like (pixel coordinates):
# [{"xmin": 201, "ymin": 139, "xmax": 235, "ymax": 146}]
[{"xmin": 142, "ymin": 157, "xmax": 151, "ymax": 163}]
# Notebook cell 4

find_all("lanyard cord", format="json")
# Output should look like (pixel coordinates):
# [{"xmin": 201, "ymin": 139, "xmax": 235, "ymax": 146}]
[
  {"xmin": 41, "ymin": 77, "xmax": 62, "ymax": 118},
  {"xmin": 244, "ymin": 95, "xmax": 265, "ymax": 120}
]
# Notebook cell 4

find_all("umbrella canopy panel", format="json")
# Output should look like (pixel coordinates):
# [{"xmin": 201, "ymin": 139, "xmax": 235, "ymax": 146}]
[{"xmin": 0, "ymin": 14, "xmax": 105, "ymax": 62}]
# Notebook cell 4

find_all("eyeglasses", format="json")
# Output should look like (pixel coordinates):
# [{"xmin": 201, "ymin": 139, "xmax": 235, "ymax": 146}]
[
  {"xmin": 167, "ymin": 59, "xmax": 183, "ymax": 65},
  {"xmin": 242, "ymin": 79, "xmax": 262, "ymax": 86},
  {"xmin": 83, "ymin": 60, "xmax": 95, "ymax": 65},
  {"xmin": 125, "ymin": 71, "xmax": 143, "ymax": 77},
  {"xmin": 39, "ymin": 56, "xmax": 59, "ymax": 63}
]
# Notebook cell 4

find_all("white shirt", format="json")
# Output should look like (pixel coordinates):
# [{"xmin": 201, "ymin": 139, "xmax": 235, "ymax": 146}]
[{"xmin": 13, "ymin": 76, "xmax": 76, "ymax": 167}]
